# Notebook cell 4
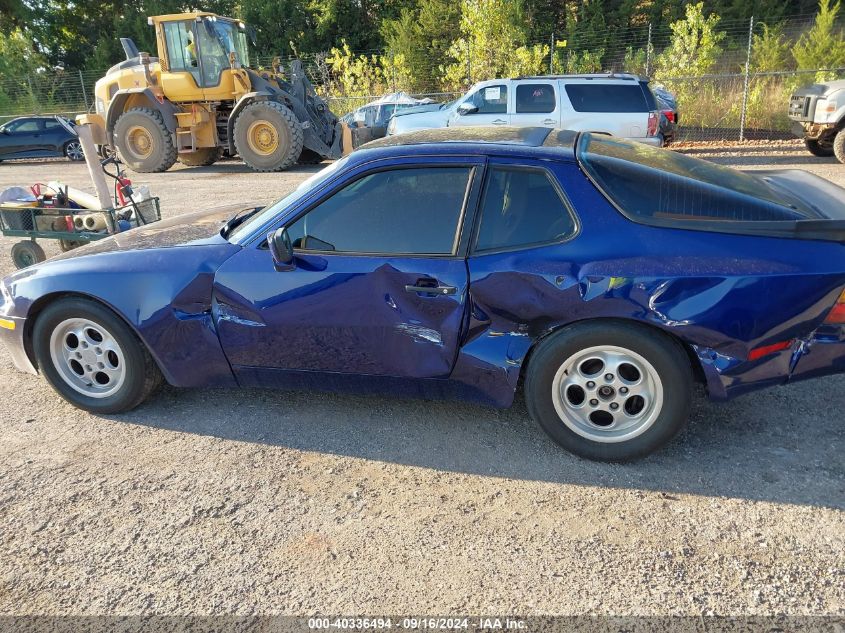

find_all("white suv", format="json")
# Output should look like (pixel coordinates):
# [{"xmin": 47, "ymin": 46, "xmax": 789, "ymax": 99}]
[{"xmin": 387, "ymin": 74, "xmax": 662, "ymax": 145}]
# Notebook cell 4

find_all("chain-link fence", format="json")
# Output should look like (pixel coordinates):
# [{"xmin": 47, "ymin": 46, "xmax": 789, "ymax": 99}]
[{"xmin": 2, "ymin": 13, "xmax": 843, "ymax": 143}]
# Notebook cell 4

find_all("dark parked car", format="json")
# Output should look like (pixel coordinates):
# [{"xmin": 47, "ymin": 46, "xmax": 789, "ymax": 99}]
[
  {"xmin": 2, "ymin": 127, "xmax": 845, "ymax": 461},
  {"xmin": 0, "ymin": 115, "xmax": 84, "ymax": 162},
  {"xmin": 652, "ymin": 86, "xmax": 679, "ymax": 145}
]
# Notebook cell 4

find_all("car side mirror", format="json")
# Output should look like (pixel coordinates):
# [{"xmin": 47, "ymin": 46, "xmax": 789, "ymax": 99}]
[
  {"xmin": 267, "ymin": 227, "xmax": 295, "ymax": 271},
  {"xmin": 457, "ymin": 102, "xmax": 478, "ymax": 116}
]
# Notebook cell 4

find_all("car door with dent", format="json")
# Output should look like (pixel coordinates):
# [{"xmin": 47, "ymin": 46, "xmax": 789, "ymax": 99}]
[{"xmin": 212, "ymin": 156, "xmax": 484, "ymax": 383}]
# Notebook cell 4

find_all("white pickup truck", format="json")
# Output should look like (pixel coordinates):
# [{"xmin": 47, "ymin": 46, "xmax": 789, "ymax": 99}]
[
  {"xmin": 387, "ymin": 73, "xmax": 662, "ymax": 145},
  {"xmin": 789, "ymin": 79, "xmax": 845, "ymax": 163}
]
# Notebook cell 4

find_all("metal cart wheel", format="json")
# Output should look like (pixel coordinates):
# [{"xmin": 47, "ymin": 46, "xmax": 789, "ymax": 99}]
[{"xmin": 11, "ymin": 240, "xmax": 46, "ymax": 269}]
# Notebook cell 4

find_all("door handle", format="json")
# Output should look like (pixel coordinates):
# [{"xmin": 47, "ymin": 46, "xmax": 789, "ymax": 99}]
[
  {"xmin": 405, "ymin": 282, "xmax": 457, "ymax": 295},
  {"xmin": 542, "ymin": 119, "xmax": 556, "ymax": 125},
  {"xmin": 491, "ymin": 119, "xmax": 507, "ymax": 125}
]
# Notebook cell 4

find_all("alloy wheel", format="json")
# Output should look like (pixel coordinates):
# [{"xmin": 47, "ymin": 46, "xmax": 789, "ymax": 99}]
[
  {"xmin": 48, "ymin": 318, "xmax": 127, "ymax": 398},
  {"xmin": 551, "ymin": 345, "xmax": 664, "ymax": 443}
]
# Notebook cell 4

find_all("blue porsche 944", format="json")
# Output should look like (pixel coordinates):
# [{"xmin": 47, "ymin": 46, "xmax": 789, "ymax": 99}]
[{"xmin": 2, "ymin": 127, "xmax": 844, "ymax": 461}]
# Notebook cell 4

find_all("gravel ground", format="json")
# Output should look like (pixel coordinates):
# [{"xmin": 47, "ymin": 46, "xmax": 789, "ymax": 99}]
[{"xmin": 0, "ymin": 143, "xmax": 843, "ymax": 618}]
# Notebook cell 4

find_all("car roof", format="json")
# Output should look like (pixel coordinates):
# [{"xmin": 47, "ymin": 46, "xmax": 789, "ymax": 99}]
[{"xmin": 358, "ymin": 127, "xmax": 578, "ymax": 162}]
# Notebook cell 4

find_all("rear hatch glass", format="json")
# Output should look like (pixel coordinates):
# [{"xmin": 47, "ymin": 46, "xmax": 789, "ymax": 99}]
[
  {"xmin": 576, "ymin": 134, "xmax": 826, "ymax": 223},
  {"xmin": 565, "ymin": 84, "xmax": 651, "ymax": 113}
]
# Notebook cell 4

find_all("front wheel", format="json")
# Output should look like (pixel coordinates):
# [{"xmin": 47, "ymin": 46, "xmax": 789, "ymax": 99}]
[
  {"xmin": 833, "ymin": 128, "xmax": 845, "ymax": 164},
  {"xmin": 233, "ymin": 100, "xmax": 303, "ymax": 172},
  {"xmin": 805, "ymin": 138, "xmax": 835, "ymax": 157},
  {"xmin": 525, "ymin": 322, "xmax": 693, "ymax": 462},
  {"xmin": 33, "ymin": 298, "xmax": 162, "ymax": 413}
]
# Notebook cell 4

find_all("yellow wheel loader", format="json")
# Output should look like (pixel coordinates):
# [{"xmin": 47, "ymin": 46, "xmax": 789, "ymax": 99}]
[{"xmin": 78, "ymin": 12, "xmax": 344, "ymax": 173}]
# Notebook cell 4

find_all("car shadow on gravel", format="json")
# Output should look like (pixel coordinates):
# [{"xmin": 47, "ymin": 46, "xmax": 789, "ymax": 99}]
[{"xmin": 106, "ymin": 374, "xmax": 845, "ymax": 510}]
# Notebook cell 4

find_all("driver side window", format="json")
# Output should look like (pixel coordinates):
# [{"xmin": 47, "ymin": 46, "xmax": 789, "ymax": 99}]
[
  {"xmin": 466, "ymin": 85, "xmax": 508, "ymax": 114},
  {"xmin": 163, "ymin": 21, "xmax": 201, "ymax": 85},
  {"xmin": 286, "ymin": 167, "xmax": 473, "ymax": 255}
]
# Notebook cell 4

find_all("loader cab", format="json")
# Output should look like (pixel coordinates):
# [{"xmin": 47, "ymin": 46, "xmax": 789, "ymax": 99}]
[{"xmin": 152, "ymin": 13, "xmax": 251, "ymax": 102}]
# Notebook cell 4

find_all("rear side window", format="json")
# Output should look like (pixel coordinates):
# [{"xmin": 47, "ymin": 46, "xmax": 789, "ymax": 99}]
[
  {"xmin": 475, "ymin": 167, "xmax": 576, "ymax": 252},
  {"xmin": 516, "ymin": 84, "xmax": 556, "ymax": 113},
  {"xmin": 565, "ymin": 84, "xmax": 649, "ymax": 113},
  {"xmin": 578, "ymin": 135, "xmax": 819, "ymax": 222},
  {"xmin": 287, "ymin": 166, "xmax": 472, "ymax": 255}
]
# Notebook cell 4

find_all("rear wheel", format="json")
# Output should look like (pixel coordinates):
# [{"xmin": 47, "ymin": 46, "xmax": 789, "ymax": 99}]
[
  {"xmin": 114, "ymin": 107, "xmax": 177, "ymax": 173},
  {"xmin": 233, "ymin": 100, "xmax": 303, "ymax": 172},
  {"xmin": 64, "ymin": 140, "xmax": 85, "ymax": 161},
  {"xmin": 178, "ymin": 147, "xmax": 221, "ymax": 167},
  {"xmin": 11, "ymin": 241, "xmax": 45, "ymax": 269},
  {"xmin": 833, "ymin": 128, "xmax": 845, "ymax": 164},
  {"xmin": 805, "ymin": 138, "xmax": 834, "ymax": 157},
  {"xmin": 525, "ymin": 322, "xmax": 693, "ymax": 462},
  {"xmin": 33, "ymin": 298, "xmax": 162, "ymax": 414}
]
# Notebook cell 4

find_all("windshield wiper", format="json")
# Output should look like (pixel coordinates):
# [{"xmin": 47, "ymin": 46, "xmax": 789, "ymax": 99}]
[{"xmin": 221, "ymin": 206, "xmax": 261, "ymax": 238}]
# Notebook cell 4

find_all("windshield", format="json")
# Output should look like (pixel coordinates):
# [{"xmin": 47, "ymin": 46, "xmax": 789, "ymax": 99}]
[{"xmin": 227, "ymin": 156, "xmax": 351, "ymax": 243}]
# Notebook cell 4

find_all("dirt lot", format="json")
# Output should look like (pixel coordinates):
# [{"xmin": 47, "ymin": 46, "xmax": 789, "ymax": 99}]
[{"xmin": 0, "ymin": 142, "xmax": 843, "ymax": 617}]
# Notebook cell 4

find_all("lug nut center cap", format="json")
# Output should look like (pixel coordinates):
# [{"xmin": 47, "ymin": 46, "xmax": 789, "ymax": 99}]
[{"xmin": 598, "ymin": 385, "xmax": 615, "ymax": 400}]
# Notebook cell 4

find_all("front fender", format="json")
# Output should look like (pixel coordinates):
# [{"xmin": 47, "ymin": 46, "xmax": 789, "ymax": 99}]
[{"xmin": 5, "ymin": 246, "xmax": 239, "ymax": 388}]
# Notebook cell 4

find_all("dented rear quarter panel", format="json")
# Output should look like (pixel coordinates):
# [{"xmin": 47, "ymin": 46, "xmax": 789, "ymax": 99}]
[{"xmin": 457, "ymin": 159, "xmax": 845, "ymax": 407}]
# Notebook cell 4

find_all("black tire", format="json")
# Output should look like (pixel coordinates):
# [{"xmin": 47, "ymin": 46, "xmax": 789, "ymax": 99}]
[
  {"xmin": 32, "ymin": 297, "xmax": 162, "ymax": 414},
  {"xmin": 524, "ymin": 321, "xmax": 693, "ymax": 462},
  {"xmin": 63, "ymin": 140, "xmax": 85, "ymax": 161},
  {"xmin": 178, "ymin": 147, "xmax": 221, "ymax": 167},
  {"xmin": 233, "ymin": 100, "xmax": 303, "ymax": 172},
  {"xmin": 805, "ymin": 138, "xmax": 835, "ymax": 157},
  {"xmin": 97, "ymin": 144, "xmax": 116, "ymax": 160},
  {"xmin": 297, "ymin": 148, "xmax": 324, "ymax": 165},
  {"xmin": 113, "ymin": 107, "xmax": 177, "ymax": 173},
  {"xmin": 11, "ymin": 241, "xmax": 46, "ymax": 269},
  {"xmin": 833, "ymin": 128, "xmax": 845, "ymax": 165},
  {"xmin": 58, "ymin": 239, "xmax": 85, "ymax": 252}
]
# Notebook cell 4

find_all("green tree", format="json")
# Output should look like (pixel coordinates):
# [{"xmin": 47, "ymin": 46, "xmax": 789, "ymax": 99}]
[
  {"xmin": 792, "ymin": 0, "xmax": 845, "ymax": 81},
  {"xmin": 655, "ymin": 2, "xmax": 725, "ymax": 79},
  {"xmin": 444, "ymin": 0, "xmax": 548, "ymax": 88},
  {"xmin": 381, "ymin": 0, "xmax": 460, "ymax": 92},
  {"xmin": 752, "ymin": 23, "xmax": 791, "ymax": 72}
]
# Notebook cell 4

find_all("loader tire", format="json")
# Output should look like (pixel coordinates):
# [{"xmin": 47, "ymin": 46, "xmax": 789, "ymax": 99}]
[
  {"xmin": 833, "ymin": 128, "xmax": 845, "ymax": 165},
  {"xmin": 233, "ymin": 100, "xmax": 303, "ymax": 172},
  {"xmin": 178, "ymin": 147, "xmax": 221, "ymax": 167},
  {"xmin": 114, "ymin": 108, "xmax": 177, "ymax": 173}
]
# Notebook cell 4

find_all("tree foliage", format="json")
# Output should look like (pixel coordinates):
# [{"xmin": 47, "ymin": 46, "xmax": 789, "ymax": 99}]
[
  {"xmin": 443, "ymin": 0, "xmax": 548, "ymax": 88},
  {"xmin": 655, "ymin": 3, "xmax": 725, "ymax": 79},
  {"xmin": 792, "ymin": 0, "xmax": 845, "ymax": 81}
]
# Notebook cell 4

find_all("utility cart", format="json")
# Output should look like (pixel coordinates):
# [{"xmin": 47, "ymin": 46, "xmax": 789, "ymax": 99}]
[{"xmin": 0, "ymin": 157, "xmax": 160, "ymax": 269}]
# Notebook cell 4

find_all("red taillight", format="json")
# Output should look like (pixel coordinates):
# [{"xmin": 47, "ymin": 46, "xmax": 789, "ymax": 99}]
[
  {"xmin": 748, "ymin": 340, "xmax": 794, "ymax": 361},
  {"xmin": 823, "ymin": 289, "xmax": 845, "ymax": 324},
  {"xmin": 662, "ymin": 109, "xmax": 675, "ymax": 123},
  {"xmin": 647, "ymin": 111, "xmax": 658, "ymax": 136}
]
